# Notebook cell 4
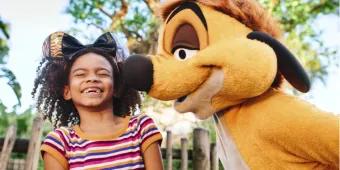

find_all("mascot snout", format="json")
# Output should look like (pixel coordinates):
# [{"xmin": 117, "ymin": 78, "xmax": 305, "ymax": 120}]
[{"xmin": 123, "ymin": 55, "xmax": 153, "ymax": 92}]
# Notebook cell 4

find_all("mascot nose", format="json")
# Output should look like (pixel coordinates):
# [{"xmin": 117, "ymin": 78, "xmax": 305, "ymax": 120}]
[{"xmin": 122, "ymin": 54, "xmax": 153, "ymax": 92}]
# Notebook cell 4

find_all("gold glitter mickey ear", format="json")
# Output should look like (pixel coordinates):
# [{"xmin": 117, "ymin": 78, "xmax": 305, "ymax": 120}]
[{"xmin": 42, "ymin": 32, "xmax": 65, "ymax": 58}]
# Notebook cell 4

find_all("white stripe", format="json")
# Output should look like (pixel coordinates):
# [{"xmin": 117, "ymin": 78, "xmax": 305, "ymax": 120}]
[
  {"xmin": 69, "ymin": 146, "xmax": 141, "ymax": 163},
  {"xmin": 55, "ymin": 128, "xmax": 70, "ymax": 147},
  {"xmin": 67, "ymin": 140, "xmax": 141, "ymax": 156},
  {"xmin": 67, "ymin": 116, "xmax": 154, "ymax": 148},
  {"xmin": 142, "ymin": 129, "xmax": 159, "ymax": 141},
  {"xmin": 44, "ymin": 139, "xmax": 64, "ymax": 151},
  {"xmin": 71, "ymin": 156, "xmax": 143, "ymax": 170},
  {"xmin": 116, "ymin": 164, "xmax": 144, "ymax": 170}
]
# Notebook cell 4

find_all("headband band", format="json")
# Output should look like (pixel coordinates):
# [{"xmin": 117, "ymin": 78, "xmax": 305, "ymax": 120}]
[{"xmin": 42, "ymin": 32, "xmax": 117, "ymax": 60}]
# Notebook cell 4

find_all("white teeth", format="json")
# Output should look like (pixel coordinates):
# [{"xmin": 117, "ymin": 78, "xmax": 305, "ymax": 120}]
[{"xmin": 84, "ymin": 88, "xmax": 102, "ymax": 93}]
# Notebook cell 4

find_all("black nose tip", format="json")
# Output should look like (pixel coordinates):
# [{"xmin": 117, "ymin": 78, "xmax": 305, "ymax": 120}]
[{"xmin": 122, "ymin": 54, "xmax": 153, "ymax": 92}]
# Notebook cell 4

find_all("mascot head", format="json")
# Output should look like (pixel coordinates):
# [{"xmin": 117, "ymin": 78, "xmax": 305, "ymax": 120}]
[{"xmin": 123, "ymin": 0, "xmax": 310, "ymax": 119}]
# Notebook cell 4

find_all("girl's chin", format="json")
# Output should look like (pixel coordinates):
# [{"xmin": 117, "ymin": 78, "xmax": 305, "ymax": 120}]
[{"xmin": 75, "ymin": 100, "xmax": 112, "ymax": 109}]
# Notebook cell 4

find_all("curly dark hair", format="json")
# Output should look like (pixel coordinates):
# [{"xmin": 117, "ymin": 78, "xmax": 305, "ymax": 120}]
[{"xmin": 32, "ymin": 47, "xmax": 141, "ymax": 128}]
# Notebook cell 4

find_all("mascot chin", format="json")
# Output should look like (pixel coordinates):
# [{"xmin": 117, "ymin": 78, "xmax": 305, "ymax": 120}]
[{"xmin": 122, "ymin": 0, "xmax": 339, "ymax": 169}]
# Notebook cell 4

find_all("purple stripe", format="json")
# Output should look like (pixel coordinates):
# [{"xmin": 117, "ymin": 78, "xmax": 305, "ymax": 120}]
[
  {"xmin": 69, "ymin": 116, "xmax": 153, "ymax": 150},
  {"xmin": 43, "ymin": 142, "xmax": 65, "ymax": 155},
  {"xmin": 141, "ymin": 131, "xmax": 161, "ymax": 146},
  {"xmin": 69, "ymin": 145, "xmax": 140, "ymax": 160},
  {"xmin": 55, "ymin": 130, "xmax": 70, "ymax": 150},
  {"xmin": 128, "ymin": 114, "xmax": 148, "ymax": 129},
  {"xmin": 70, "ymin": 136, "xmax": 138, "ymax": 152},
  {"xmin": 116, "ymin": 119, "xmax": 152, "ymax": 140},
  {"xmin": 142, "ymin": 128, "xmax": 159, "ymax": 140},
  {"xmin": 46, "ymin": 136, "xmax": 63, "ymax": 147},
  {"xmin": 138, "ymin": 119, "xmax": 153, "ymax": 133},
  {"xmin": 102, "ymin": 161, "xmax": 144, "ymax": 170},
  {"xmin": 69, "ymin": 150, "xmax": 142, "ymax": 168}
]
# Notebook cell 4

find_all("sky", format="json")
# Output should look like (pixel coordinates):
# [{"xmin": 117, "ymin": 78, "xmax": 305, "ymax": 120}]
[{"xmin": 0, "ymin": 0, "xmax": 339, "ymax": 116}]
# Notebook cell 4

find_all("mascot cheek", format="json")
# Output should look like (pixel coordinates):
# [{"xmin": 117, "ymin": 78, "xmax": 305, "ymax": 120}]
[
  {"xmin": 148, "ymin": 55, "xmax": 211, "ymax": 100},
  {"xmin": 196, "ymin": 39, "xmax": 278, "ymax": 110}
]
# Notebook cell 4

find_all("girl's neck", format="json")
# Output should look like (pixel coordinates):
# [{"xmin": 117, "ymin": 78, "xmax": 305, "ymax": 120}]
[{"xmin": 76, "ymin": 105, "xmax": 127, "ymax": 135}]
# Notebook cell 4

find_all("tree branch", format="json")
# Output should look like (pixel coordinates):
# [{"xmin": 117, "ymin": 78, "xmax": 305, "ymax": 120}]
[
  {"xmin": 88, "ymin": 23, "xmax": 105, "ymax": 32},
  {"xmin": 120, "ymin": 24, "xmax": 143, "ymax": 41},
  {"xmin": 112, "ymin": 0, "xmax": 128, "ymax": 20},
  {"xmin": 110, "ymin": 0, "xmax": 128, "ymax": 30},
  {"xmin": 98, "ymin": 7, "xmax": 112, "ymax": 18},
  {"xmin": 142, "ymin": 0, "xmax": 159, "ymax": 14}
]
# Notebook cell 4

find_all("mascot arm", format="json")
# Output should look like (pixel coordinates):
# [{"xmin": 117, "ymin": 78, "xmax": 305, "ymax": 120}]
[{"xmin": 264, "ymin": 100, "xmax": 339, "ymax": 167}]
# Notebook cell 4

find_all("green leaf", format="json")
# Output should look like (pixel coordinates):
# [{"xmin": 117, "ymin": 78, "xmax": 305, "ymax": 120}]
[{"xmin": 0, "ymin": 67, "xmax": 22, "ymax": 105}]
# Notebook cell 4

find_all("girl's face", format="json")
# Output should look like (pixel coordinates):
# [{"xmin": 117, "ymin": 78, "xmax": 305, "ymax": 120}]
[{"xmin": 63, "ymin": 52, "xmax": 114, "ymax": 110}]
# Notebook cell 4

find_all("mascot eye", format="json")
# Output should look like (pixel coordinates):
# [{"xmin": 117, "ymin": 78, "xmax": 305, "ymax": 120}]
[{"xmin": 173, "ymin": 47, "xmax": 198, "ymax": 61}]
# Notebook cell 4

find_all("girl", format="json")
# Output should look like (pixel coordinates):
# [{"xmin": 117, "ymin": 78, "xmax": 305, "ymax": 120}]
[{"xmin": 32, "ymin": 32, "xmax": 163, "ymax": 170}]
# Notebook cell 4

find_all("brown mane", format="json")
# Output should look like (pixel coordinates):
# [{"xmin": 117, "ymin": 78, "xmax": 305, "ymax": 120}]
[
  {"xmin": 159, "ymin": 0, "xmax": 282, "ymax": 38},
  {"xmin": 158, "ymin": 0, "xmax": 283, "ymax": 89}
]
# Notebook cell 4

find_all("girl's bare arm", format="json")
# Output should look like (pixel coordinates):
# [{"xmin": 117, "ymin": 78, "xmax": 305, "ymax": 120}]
[
  {"xmin": 143, "ymin": 142, "xmax": 164, "ymax": 170},
  {"xmin": 43, "ymin": 153, "xmax": 66, "ymax": 170}
]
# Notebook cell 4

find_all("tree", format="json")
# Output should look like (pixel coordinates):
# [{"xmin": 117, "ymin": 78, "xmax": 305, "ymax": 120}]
[
  {"xmin": 66, "ymin": 0, "xmax": 338, "ymax": 82},
  {"xmin": 259, "ymin": 0, "xmax": 339, "ymax": 82},
  {"xmin": 66, "ymin": 0, "xmax": 160, "ymax": 54},
  {"xmin": 0, "ymin": 17, "xmax": 21, "ymax": 106}
]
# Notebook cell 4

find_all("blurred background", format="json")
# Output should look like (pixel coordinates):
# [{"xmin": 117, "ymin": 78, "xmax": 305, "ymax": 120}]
[{"xmin": 0, "ymin": 0, "xmax": 339, "ymax": 169}]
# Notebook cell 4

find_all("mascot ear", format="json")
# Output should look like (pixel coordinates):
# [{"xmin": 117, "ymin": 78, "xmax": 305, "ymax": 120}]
[{"xmin": 247, "ymin": 31, "xmax": 311, "ymax": 93}]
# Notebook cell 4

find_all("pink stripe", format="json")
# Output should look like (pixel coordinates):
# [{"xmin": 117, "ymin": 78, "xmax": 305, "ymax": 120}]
[
  {"xmin": 128, "ymin": 114, "xmax": 148, "ymax": 128},
  {"xmin": 55, "ymin": 129, "xmax": 70, "ymax": 151},
  {"xmin": 69, "ymin": 151, "xmax": 142, "ymax": 168},
  {"xmin": 69, "ymin": 118, "xmax": 153, "ymax": 151},
  {"xmin": 70, "ymin": 136, "xmax": 141, "ymax": 152},
  {"xmin": 43, "ymin": 142, "xmax": 65, "ymax": 155},
  {"xmin": 141, "ymin": 131, "xmax": 160, "ymax": 145},
  {"xmin": 139, "ymin": 119, "xmax": 153, "ymax": 134}
]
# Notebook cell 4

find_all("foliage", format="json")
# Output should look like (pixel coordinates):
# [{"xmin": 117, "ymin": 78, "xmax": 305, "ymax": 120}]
[
  {"xmin": 259, "ymin": 0, "xmax": 339, "ymax": 82},
  {"xmin": 0, "ymin": 103, "xmax": 39, "ymax": 138},
  {"xmin": 0, "ymin": 17, "xmax": 21, "ymax": 106},
  {"xmin": 0, "ymin": 16, "xmax": 28, "ymax": 139},
  {"xmin": 66, "ymin": 0, "xmax": 160, "ymax": 54}
]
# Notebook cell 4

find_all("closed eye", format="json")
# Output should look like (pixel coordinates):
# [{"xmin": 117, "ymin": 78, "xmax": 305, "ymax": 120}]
[
  {"xmin": 97, "ymin": 70, "xmax": 112, "ymax": 77},
  {"xmin": 73, "ymin": 73, "xmax": 86, "ymax": 77},
  {"xmin": 98, "ymin": 73, "xmax": 111, "ymax": 77}
]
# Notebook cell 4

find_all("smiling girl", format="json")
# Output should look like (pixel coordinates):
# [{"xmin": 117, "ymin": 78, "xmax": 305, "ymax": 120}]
[{"xmin": 32, "ymin": 32, "xmax": 163, "ymax": 170}]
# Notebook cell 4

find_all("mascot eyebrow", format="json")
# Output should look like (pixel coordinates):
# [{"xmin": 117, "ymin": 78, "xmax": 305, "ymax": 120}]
[{"xmin": 166, "ymin": 1, "xmax": 208, "ymax": 30}]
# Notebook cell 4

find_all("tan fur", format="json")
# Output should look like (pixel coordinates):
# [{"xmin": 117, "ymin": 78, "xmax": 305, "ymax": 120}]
[
  {"xmin": 159, "ymin": 0, "xmax": 282, "ymax": 38},
  {"xmin": 159, "ymin": 0, "xmax": 284, "ymax": 88},
  {"xmin": 143, "ymin": 1, "xmax": 339, "ymax": 169}
]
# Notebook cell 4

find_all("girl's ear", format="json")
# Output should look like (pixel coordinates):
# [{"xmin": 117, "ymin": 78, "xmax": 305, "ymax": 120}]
[{"xmin": 63, "ymin": 85, "xmax": 72, "ymax": 100}]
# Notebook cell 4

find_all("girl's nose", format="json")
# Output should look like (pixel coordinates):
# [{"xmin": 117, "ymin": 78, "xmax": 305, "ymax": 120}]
[{"xmin": 86, "ymin": 74, "xmax": 100, "ymax": 83}]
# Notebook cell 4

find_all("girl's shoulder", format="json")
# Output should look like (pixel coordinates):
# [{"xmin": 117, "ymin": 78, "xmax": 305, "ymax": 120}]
[
  {"xmin": 44, "ymin": 126, "xmax": 75, "ymax": 142},
  {"xmin": 129, "ymin": 113, "xmax": 163, "ymax": 152},
  {"xmin": 129, "ymin": 113, "xmax": 157, "ymax": 125},
  {"xmin": 49, "ymin": 126, "xmax": 73, "ymax": 135}
]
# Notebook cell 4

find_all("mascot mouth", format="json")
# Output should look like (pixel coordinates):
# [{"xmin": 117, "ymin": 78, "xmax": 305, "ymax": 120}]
[
  {"xmin": 176, "ymin": 96, "xmax": 187, "ymax": 103},
  {"xmin": 174, "ymin": 69, "xmax": 224, "ymax": 119}
]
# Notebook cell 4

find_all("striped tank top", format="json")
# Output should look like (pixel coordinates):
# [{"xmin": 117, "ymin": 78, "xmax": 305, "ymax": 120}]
[{"xmin": 41, "ymin": 114, "xmax": 162, "ymax": 169}]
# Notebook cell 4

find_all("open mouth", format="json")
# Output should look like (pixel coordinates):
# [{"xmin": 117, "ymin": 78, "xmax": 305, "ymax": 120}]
[
  {"xmin": 173, "ymin": 69, "xmax": 224, "ymax": 118},
  {"xmin": 81, "ymin": 87, "xmax": 103, "ymax": 94},
  {"xmin": 176, "ymin": 95, "xmax": 187, "ymax": 103}
]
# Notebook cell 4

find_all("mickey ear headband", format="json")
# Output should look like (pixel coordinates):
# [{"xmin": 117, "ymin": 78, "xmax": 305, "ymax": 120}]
[{"xmin": 42, "ymin": 32, "xmax": 117, "ymax": 60}]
